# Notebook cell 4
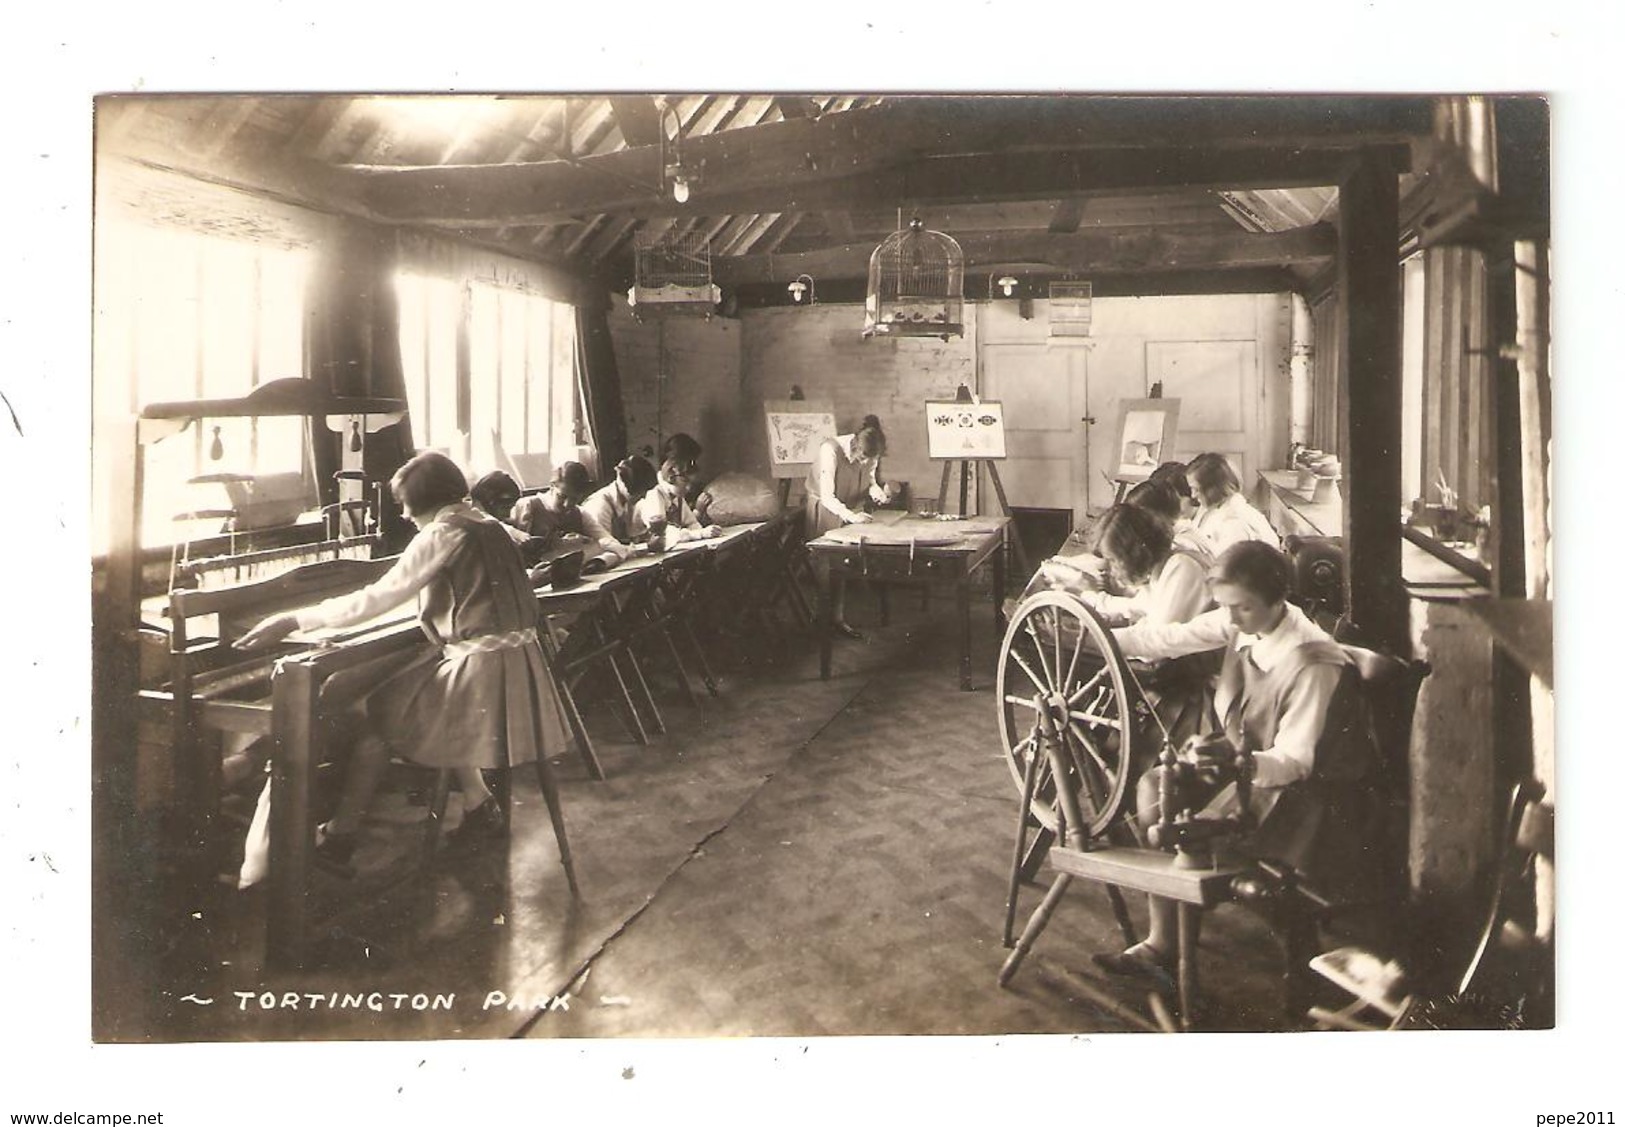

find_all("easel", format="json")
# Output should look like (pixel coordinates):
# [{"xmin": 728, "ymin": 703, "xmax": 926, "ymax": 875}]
[{"xmin": 936, "ymin": 457, "xmax": 1031, "ymax": 576}]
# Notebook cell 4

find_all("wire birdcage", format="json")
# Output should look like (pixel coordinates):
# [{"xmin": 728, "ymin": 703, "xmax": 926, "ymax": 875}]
[
  {"xmin": 628, "ymin": 228, "xmax": 720, "ymax": 321},
  {"xmin": 863, "ymin": 218, "xmax": 964, "ymax": 340},
  {"xmin": 1048, "ymin": 280, "xmax": 1094, "ymax": 339}
]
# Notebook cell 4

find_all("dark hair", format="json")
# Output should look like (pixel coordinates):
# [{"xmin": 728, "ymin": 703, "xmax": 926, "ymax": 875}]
[
  {"xmin": 1187, "ymin": 452, "xmax": 1241, "ymax": 507},
  {"xmin": 1210, "ymin": 540, "xmax": 1292, "ymax": 605},
  {"xmin": 661, "ymin": 433, "xmax": 703, "ymax": 469},
  {"xmin": 1124, "ymin": 479, "xmax": 1182, "ymax": 524},
  {"xmin": 1092, "ymin": 503, "xmax": 1174, "ymax": 586},
  {"xmin": 392, "ymin": 451, "xmax": 469, "ymax": 514},
  {"xmin": 553, "ymin": 460, "xmax": 592, "ymax": 497},
  {"xmin": 616, "ymin": 454, "xmax": 659, "ymax": 497},
  {"xmin": 1148, "ymin": 461, "xmax": 1192, "ymax": 501},
  {"xmin": 854, "ymin": 414, "xmax": 887, "ymax": 459},
  {"xmin": 470, "ymin": 470, "xmax": 520, "ymax": 517}
]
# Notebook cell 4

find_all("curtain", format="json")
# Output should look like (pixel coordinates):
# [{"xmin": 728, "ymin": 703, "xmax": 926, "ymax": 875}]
[
  {"xmin": 303, "ymin": 225, "xmax": 416, "ymax": 550},
  {"xmin": 575, "ymin": 295, "xmax": 628, "ymax": 474}
]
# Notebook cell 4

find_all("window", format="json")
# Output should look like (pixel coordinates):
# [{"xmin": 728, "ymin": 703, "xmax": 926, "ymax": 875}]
[
  {"xmin": 92, "ymin": 220, "xmax": 311, "ymax": 553},
  {"xmin": 396, "ymin": 272, "xmax": 579, "ymax": 483},
  {"xmin": 1398, "ymin": 245, "xmax": 1495, "ymax": 568}
]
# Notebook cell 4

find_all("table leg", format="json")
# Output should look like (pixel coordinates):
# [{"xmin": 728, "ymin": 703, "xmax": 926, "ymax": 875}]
[
  {"xmin": 816, "ymin": 560, "xmax": 834, "ymax": 681},
  {"xmin": 957, "ymin": 576, "xmax": 973, "ymax": 691},
  {"xmin": 1177, "ymin": 901, "xmax": 1201, "ymax": 1030},
  {"xmin": 993, "ymin": 528, "xmax": 1008, "ymax": 635},
  {"xmin": 267, "ymin": 660, "xmax": 316, "ymax": 971}
]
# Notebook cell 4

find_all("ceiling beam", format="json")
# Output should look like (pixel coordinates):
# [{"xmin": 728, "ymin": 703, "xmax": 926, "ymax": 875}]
[
  {"xmin": 372, "ymin": 140, "xmax": 1398, "ymax": 229},
  {"xmin": 1048, "ymin": 198, "xmax": 1087, "ymax": 234},
  {"xmin": 610, "ymin": 96, "xmax": 663, "ymax": 147},
  {"xmin": 712, "ymin": 223, "xmax": 1337, "ymax": 284},
  {"xmin": 352, "ymin": 98, "xmax": 1424, "ymax": 224}
]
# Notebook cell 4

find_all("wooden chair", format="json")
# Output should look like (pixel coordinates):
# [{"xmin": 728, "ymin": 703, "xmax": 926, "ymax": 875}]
[{"xmin": 1307, "ymin": 777, "xmax": 1553, "ymax": 1031}]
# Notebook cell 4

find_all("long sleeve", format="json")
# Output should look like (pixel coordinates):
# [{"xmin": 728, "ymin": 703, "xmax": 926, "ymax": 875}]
[
  {"xmin": 1086, "ymin": 552, "xmax": 1208, "ymax": 626},
  {"xmin": 815, "ymin": 441, "xmax": 858, "ymax": 524},
  {"xmin": 1113, "ymin": 607, "xmax": 1234, "ymax": 661},
  {"xmin": 578, "ymin": 490, "xmax": 634, "ymax": 562},
  {"xmin": 294, "ymin": 519, "xmax": 460, "ymax": 630},
  {"xmin": 1249, "ymin": 661, "xmax": 1342, "ymax": 787},
  {"xmin": 867, "ymin": 458, "xmax": 888, "ymax": 505}
]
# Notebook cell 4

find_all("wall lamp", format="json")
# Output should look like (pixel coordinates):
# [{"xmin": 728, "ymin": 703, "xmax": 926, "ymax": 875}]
[
  {"xmin": 787, "ymin": 274, "xmax": 817, "ymax": 304},
  {"xmin": 996, "ymin": 274, "xmax": 1019, "ymax": 297},
  {"xmin": 658, "ymin": 98, "xmax": 698, "ymax": 204}
]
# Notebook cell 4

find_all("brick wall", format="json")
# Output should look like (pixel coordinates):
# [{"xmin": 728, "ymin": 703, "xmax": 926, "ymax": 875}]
[{"xmin": 607, "ymin": 295, "xmax": 743, "ymax": 472}]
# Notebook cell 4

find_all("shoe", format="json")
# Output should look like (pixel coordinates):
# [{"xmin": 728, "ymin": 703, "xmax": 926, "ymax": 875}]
[
  {"xmin": 313, "ymin": 822, "xmax": 359, "ymax": 878},
  {"xmin": 1092, "ymin": 942, "xmax": 1175, "ymax": 991},
  {"xmin": 446, "ymin": 797, "xmax": 508, "ymax": 850},
  {"xmin": 832, "ymin": 621, "xmax": 865, "ymax": 641}
]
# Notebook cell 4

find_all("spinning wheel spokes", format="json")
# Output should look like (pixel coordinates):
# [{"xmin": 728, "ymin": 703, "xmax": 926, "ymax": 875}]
[{"xmin": 995, "ymin": 591, "xmax": 1138, "ymax": 839}]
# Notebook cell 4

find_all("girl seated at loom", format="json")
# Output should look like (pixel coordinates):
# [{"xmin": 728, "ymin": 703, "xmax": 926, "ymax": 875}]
[
  {"xmin": 234, "ymin": 451, "xmax": 573, "ymax": 868},
  {"xmin": 1186, "ymin": 451, "xmax": 1281, "ymax": 555},
  {"xmin": 1091, "ymin": 540, "xmax": 1376, "ymax": 986},
  {"xmin": 631, "ymin": 433, "xmax": 721, "ymax": 547}
]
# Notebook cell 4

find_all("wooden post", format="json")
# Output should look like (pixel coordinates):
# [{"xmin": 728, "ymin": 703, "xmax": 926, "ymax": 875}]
[{"xmin": 1337, "ymin": 150, "xmax": 1408, "ymax": 657}]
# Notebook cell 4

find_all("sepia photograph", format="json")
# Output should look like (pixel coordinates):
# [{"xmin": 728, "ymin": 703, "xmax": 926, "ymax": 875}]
[{"xmin": 6, "ymin": 5, "xmax": 1618, "ymax": 1122}]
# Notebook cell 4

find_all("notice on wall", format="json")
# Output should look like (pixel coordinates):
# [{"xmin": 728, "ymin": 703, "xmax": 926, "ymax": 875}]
[
  {"xmin": 764, "ymin": 400, "xmax": 837, "ymax": 479},
  {"xmin": 925, "ymin": 399, "xmax": 1006, "ymax": 460}
]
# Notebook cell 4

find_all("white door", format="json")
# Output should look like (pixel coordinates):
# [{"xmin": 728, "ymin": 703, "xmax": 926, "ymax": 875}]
[
  {"xmin": 1147, "ymin": 340, "xmax": 1260, "ymax": 485},
  {"xmin": 980, "ymin": 342, "xmax": 1097, "ymax": 520}
]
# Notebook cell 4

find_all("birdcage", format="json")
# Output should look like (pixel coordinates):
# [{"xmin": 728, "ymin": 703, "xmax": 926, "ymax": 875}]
[
  {"xmin": 627, "ymin": 228, "xmax": 721, "ymax": 321},
  {"xmin": 1049, "ymin": 280, "xmax": 1094, "ymax": 339},
  {"xmin": 863, "ymin": 218, "xmax": 964, "ymax": 340}
]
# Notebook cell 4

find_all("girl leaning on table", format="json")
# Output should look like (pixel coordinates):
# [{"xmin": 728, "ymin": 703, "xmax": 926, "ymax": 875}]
[
  {"xmin": 234, "ymin": 450, "xmax": 573, "ymax": 870},
  {"xmin": 1090, "ymin": 540, "xmax": 1378, "ymax": 988},
  {"xmin": 578, "ymin": 454, "xmax": 661, "ymax": 563},
  {"xmin": 804, "ymin": 414, "xmax": 897, "ymax": 639},
  {"xmin": 631, "ymin": 432, "xmax": 722, "ymax": 548}
]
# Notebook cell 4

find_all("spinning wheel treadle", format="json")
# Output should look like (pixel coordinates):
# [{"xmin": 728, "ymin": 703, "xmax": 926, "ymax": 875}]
[{"xmin": 995, "ymin": 591, "xmax": 1138, "ymax": 842}]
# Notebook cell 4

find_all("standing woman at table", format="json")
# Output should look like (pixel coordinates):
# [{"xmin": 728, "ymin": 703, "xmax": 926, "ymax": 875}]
[
  {"xmin": 233, "ymin": 450, "xmax": 572, "ymax": 868},
  {"xmin": 805, "ymin": 414, "xmax": 891, "ymax": 639}
]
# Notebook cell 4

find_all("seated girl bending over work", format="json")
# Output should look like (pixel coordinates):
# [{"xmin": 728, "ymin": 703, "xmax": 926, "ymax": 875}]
[
  {"xmin": 1092, "ymin": 541, "xmax": 1376, "ymax": 986},
  {"xmin": 632, "ymin": 432, "xmax": 721, "ymax": 548},
  {"xmin": 1126, "ymin": 476, "xmax": 1216, "ymax": 565},
  {"xmin": 578, "ymin": 454, "xmax": 660, "ymax": 564},
  {"xmin": 1186, "ymin": 451, "xmax": 1281, "ymax": 555},
  {"xmin": 1029, "ymin": 501, "xmax": 1212, "ymax": 629},
  {"xmin": 508, "ymin": 461, "xmax": 596, "ymax": 561},
  {"xmin": 234, "ymin": 451, "xmax": 573, "ymax": 869}
]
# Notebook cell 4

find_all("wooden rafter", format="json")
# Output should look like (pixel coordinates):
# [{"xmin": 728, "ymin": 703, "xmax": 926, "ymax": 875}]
[
  {"xmin": 352, "ymin": 98, "xmax": 1422, "ymax": 226},
  {"xmin": 728, "ymin": 212, "xmax": 783, "ymax": 256},
  {"xmin": 759, "ymin": 212, "xmax": 805, "ymax": 254},
  {"xmin": 713, "ymin": 223, "xmax": 1338, "ymax": 284},
  {"xmin": 610, "ymin": 96, "xmax": 663, "ymax": 148},
  {"xmin": 1048, "ymin": 198, "xmax": 1087, "ymax": 234}
]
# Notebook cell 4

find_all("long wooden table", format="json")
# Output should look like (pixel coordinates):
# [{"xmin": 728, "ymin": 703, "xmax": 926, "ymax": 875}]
[{"xmin": 807, "ymin": 512, "xmax": 1009, "ymax": 691}]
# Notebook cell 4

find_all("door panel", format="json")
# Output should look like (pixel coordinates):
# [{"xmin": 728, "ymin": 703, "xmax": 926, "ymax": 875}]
[
  {"xmin": 1147, "ymin": 340, "xmax": 1258, "ymax": 485},
  {"xmin": 981, "ymin": 343, "xmax": 1094, "ymax": 517}
]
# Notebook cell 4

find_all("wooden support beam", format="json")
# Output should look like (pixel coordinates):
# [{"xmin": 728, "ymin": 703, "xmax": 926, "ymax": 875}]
[
  {"xmin": 354, "ymin": 98, "xmax": 1418, "ymax": 225},
  {"xmin": 760, "ymin": 212, "xmax": 805, "ymax": 254},
  {"xmin": 714, "ymin": 223, "xmax": 1336, "ymax": 284},
  {"xmin": 774, "ymin": 95, "xmax": 821, "ymax": 120},
  {"xmin": 1048, "ymin": 198, "xmax": 1087, "ymax": 234},
  {"xmin": 823, "ymin": 211, "xmax": 855, "ymax": 243},
  {"xmin": 1337, "ymin": 149, "xmax": 1408, "ymax": 657},
  {"xmin": 727, "ymin": 212, "xmax": 784, "ymax": 256},
  {"xmin": 609, "ymin": 96, "xmax": 663, "ymax": 147}
]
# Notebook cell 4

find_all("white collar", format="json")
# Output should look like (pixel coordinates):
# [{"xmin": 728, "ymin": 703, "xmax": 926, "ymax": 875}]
[{"xmin": 1234, "ymin": 602, "xmax": 1319, "ymax": 672}]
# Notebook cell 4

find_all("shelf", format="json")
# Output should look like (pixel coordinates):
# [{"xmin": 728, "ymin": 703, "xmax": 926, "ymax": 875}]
[{"xmin": 142, "ymin": 377, "xmax": 407, "ymax": 422}]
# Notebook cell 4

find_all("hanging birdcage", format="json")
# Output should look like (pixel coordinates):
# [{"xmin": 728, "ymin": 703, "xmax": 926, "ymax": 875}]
[
  {"xmin": 863, "ymin": 218, "xmax": 964, "ymax": 340},
  {"xmin": 627, "ymin": 228, "xmax": 721, "ymax": 321},
  {"xmin": 1049, "ymin": 280, "xmax": 1094, "ymax": 339}
]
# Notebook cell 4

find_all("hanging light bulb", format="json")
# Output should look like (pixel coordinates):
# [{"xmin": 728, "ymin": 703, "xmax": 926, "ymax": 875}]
[
  {"xmin": 670, "ymin": 173, "xmax": 691, "ymax": 204},
  {"xmin": 209, "ymin": 425, "xmax": 224, "ymax": 461},
  {"xmin": 998, "ymin": 275, "xmax": 1019, "ymax": 297}
]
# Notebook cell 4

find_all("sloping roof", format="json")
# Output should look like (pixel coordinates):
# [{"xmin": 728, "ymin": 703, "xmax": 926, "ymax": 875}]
[{"xmin": 96, "ymin": 93, "xmax": 1441, "ymax": 296}]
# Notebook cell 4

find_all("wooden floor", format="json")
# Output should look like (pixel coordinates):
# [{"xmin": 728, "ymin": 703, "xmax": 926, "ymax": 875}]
[{"xmin": 119, "ymin": 586, "xmax": 1296, "ymax": 1042}]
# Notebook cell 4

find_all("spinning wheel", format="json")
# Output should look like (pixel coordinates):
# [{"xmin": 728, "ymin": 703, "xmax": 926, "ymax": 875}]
[{"xmin": 995, "ymin": 591, "xmax": 1140, "ymax": 843}]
